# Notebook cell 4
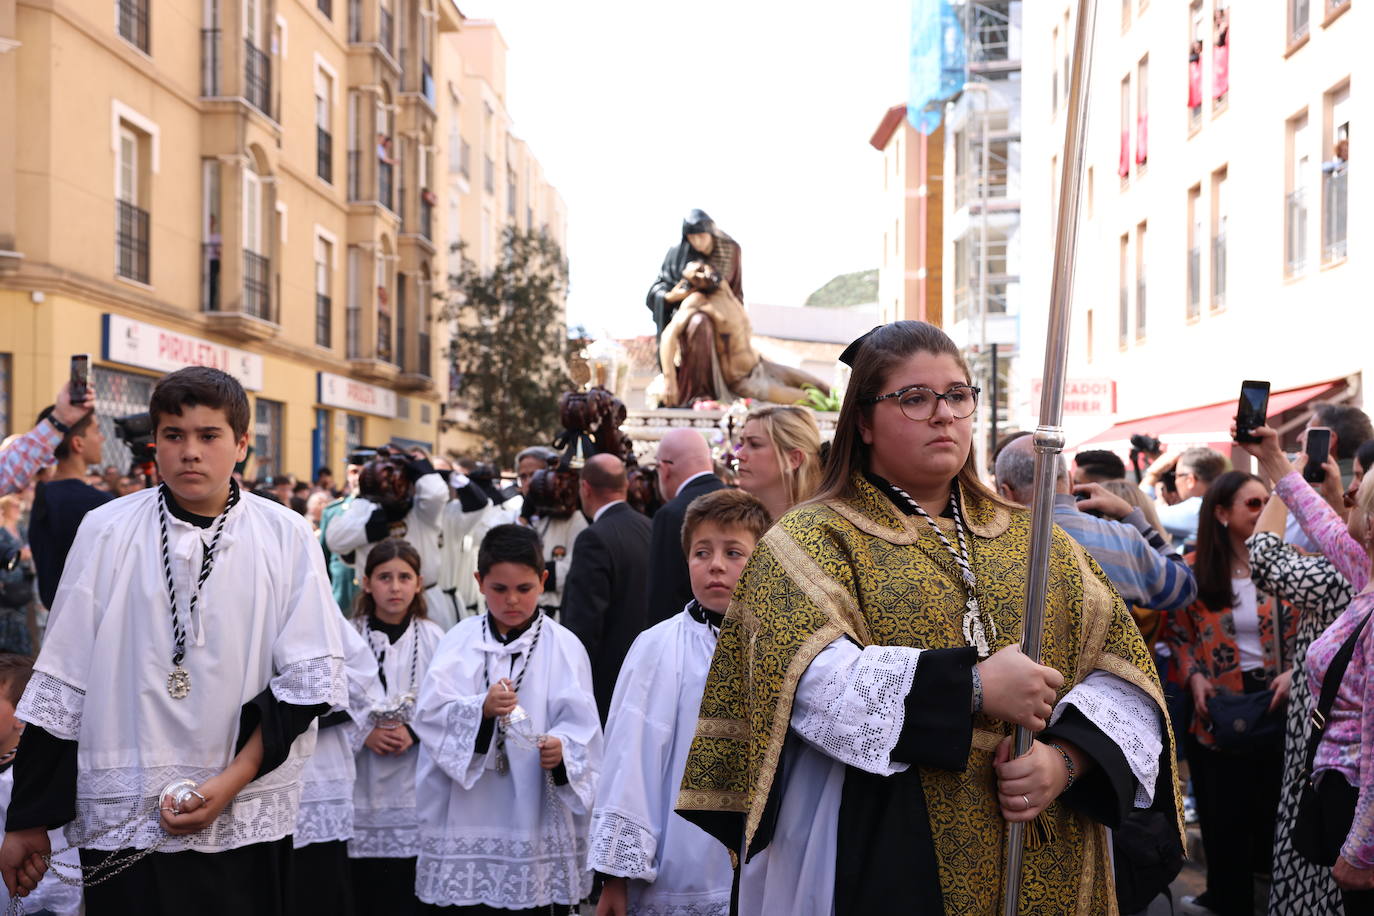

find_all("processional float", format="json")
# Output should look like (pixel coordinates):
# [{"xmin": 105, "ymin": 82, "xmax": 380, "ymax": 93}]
[{"xmin": 1001, "ymin": 0, "xmax": 1099, "ymax": 912}]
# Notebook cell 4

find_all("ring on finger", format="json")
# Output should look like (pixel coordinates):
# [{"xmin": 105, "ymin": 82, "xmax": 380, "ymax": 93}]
[{"xmin": 1022, "ymin": 794, "xmax": 1032, "ymax": 811}]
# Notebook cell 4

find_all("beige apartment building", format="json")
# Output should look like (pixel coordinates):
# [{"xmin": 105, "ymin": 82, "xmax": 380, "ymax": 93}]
[
  {"xmin": 1020, "ymin": 0, "xmax": 1364, "ymax": 459},
  {"xmin": 0, "ymin": 0, "xmax": 564, "ymax": 478},
  {"xmin": 435, "ymin": 20, "xmax": 568, "ymax": 457}
]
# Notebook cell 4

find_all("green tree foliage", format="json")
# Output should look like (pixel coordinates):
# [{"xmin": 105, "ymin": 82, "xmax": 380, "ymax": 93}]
[{"xmin": 441, "ymin": 227, "xmax": 573, "ymax": 467}]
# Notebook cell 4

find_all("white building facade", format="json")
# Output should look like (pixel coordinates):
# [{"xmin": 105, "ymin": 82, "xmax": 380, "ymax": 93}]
[{"xmin": 1019, "ymin": 0, "xmax": 1364, "ymax": 463}]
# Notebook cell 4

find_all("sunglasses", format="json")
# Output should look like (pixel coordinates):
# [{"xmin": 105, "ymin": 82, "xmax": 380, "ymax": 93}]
[{"xmin": 1238, "ymin": 496, "xmax": 1267, "ymax": 511}]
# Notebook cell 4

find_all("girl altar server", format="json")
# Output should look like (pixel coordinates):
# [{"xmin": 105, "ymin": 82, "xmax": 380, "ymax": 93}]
[
  {"xmin": 413, "ymin": 523, "xmax": 602, "ymax": 914},
  {"xmin": 349, "ymin": 538, "xmax": 444, "ymax": 916}
]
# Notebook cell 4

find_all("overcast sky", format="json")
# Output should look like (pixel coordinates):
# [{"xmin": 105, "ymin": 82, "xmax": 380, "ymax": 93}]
[{"xmin": 458, "ymin": 1, "xmax": 911, "ymax": 339}]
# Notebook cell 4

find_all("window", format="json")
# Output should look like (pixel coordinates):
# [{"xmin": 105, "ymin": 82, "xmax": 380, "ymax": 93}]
[
  {"xmin": 345, "ymin": 414, "xmax": 364, "ymax": 457},
  {"xmin": 1121, "ymin": 0, "xmax": 1131, "ymax": 31},
  {"xmin": 1322, "ymin": 84, "xmax": 1349, "ymax": 263},
  {"xmin": 1212, "ymin": 2, "xmax": 1229, "ymax": 110},
  {"xmin": 116, "ymin": 125, "xmax": 150, "ymax": 284},
  {"xmin": 1289, "ymin": 0, "xmax": 1310, "ymax": 45},
  {"xmin": 1211, "ymin": 167, "xmax": 1228, "ymax": 310},
  {"xmin": 242, "ymin": 168, "xmax": 270, "ymax": 318},
  {"xmin": 396, "ymin": 272, "xmax": 408, "ymax": 370},
  {"xmin": 347, "ymin": 90, "xmax": 362, "ymax": 200},
  {"xmin": 316, "ymin": 67, "xmax": 333, "ymax": 183},
  {"xmin": 1327, "ymin": 0, "xmax": 1350, "ymax": 19},
  {"xmin": 417, "ymin": 262, "xmax": 432, "ymax": 378},
  {"xmin": 318, "ymin": 0, "xmax": 332, "ymax": 20},
  {"xmin": 1188, "ymin": 2, "xmax": 1204, "ymax": 129},
  {"xmin": 313, "ymin": 408, "xmax": 330, "ymax": 479},
  {"xmin": 1085, "ymin": 310, "xmax": 1094, "ymax": 363},
  {"xmin": 1118, "ymin": 76, "xmax": 1131, "ymax": 181},
  {"xmin": 1086, "ymin": 166, "xmax": 1095, "ymax": 219},
  {"xmin": 1136, "ymin": 56, "xmax": 1148, "ymax": 169},
  {"xmin": 202, "ymin": 160, "xmax": 221, "ymax": 309},
  {"xmin": 118, "ymin": 0, "xmax": 150, "ymax": 53},
  {"xmin": 346, "ymin": 245, "xmax": 362, "ymax": 358},
  {"xmin": 1118, "ymin": 234, "xmax": 1129, "ymax": 347},
  {"xmin": 1061, "ymin": 10, "xmax": 1070, "ymax": 106},
  {"xmin": 1135, "ymin": 221, "xmax": 1147, "ymax": 339},
  {"xmin": 315, "ymin": 235, "xmax": 333, "ymax": 347},
  {"xmin": 446, "ymin": 194, "xmax": 461, "ymax": 274},
  {"xmin": 376, "ymin": 246, "xmax": 392, "ymax": 362},
  {"xmin": 1287, "ymin": 111, "xmax": 1310, "ymax": 276},
  {"xmin": 244, "ymin": 0, "xmax": 271, "ymax": 116},
  {"xmin": 447, "ymin": 96, "xmax": 461, "ymax": 172},
  {"xmin": 0, "ymin": 354, "xmax": 12, "ymax": 439},
  {"xmin": 1187, "ymin": 184, "xmax": 1202, "ymax": 319},
  {"xmin": 253, "ymin": 398, "xmax": 283, "ymax": 480},
  {"xmin": 1051, "ymin": 25, "xmax": 1060, "ymax": 115},
  {"xmin": 377, "ymin": 89, "xmax": 394, "ymax": 210}
]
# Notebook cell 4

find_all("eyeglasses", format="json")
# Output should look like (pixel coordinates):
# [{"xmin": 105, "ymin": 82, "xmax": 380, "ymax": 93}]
[
  {"xmin": 862, "ymin": 384, "xmax": 981, "ymax": 422},
  {"xmin": 1239, "ymin": 496, "xmax": 1268, "ymax": 511}
]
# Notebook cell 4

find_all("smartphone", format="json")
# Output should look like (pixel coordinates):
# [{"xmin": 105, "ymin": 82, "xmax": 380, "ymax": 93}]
[
  {"xmin": 70, "ymin": 353, "xmax": 90, "ymax": 404},
  {"xmin": 1303, "ymin": 427, "xmax": 1333, "ymax": 484},
  {"xmin": 1234, "ymin": 380, "xmax": 1271, "ymax": 444}
]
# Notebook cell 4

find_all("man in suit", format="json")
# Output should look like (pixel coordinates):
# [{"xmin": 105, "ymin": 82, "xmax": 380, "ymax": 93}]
[
  {"xmin": 561, "ymin": 454, "xmax": 653, "ymax": 721},
  {"xmin": 646, "ymin": 428, "xmax": 725, "ymax": 626}
]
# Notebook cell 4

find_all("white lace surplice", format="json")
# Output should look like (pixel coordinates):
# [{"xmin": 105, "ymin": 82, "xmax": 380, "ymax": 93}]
[
  {"xmin": 295, "ymin": 614, "xmax": 383, "ymax": 849},
  {"xmin": 17, "ymin": 489, "xmax": 347, "ymax": 853},
  {"xmin": 348, "ymin": 616, "xmax": 444, "ymax": 859},
  {"xmin": 412, "ymin": 614, "xmax": 603, "ymax": 909},
  {"xmin": 588, "ymin": 608, "xmax": 733, "ymax": 916},
  {"xmin": 740, "ymin": 638, "xmax": 1162, "ymax": 916}
]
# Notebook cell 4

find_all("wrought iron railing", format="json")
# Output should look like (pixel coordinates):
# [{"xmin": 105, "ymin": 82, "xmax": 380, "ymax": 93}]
[
  {"xmin": 118, "ymin": 0, "xmax": 149, "ymax": 52},
  {"xmin": 1286, "ymin": 189, "xmax": 1308, "ymax": 275},
  {"xmin": 418, "ymin": 330, "xmax": 431, "ymax": 378},
  {"xmin": 346, "ymin": 305, "xmax": 361, "ymax": 358},
  {"xmin": 317, "ymin": 127, "xmax": 333, "ymax": 183},
  {"xmin": 201, "ymin": 29, "xmax": 220, "ymax": 96},
  {"xmin": 244, "ymin": 40, "xmax": 271, "ymax": 117},
  {"xmin": 316, "ymin": 293, "xmax": 332, "ymax": 348},
  {"xmin": 420, "ymin": 197, "xmax": 433, "ymax": 241},
  {"xmin": 379, "ymin": 160, "xmax": 393, "ymax": 210},
  {"xmin": 202, "ymin": 241, "xmax": 222, "ymax": 310},
  {"xmin": 243, "ymin": 249, "xmax": 271, "ymax": 319},
  {"xmin": 116, "ymin": 200, "xmax": 150, "ymax": 284}
]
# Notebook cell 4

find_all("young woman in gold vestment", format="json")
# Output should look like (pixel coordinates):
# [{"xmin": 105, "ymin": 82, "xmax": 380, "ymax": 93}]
[{"xmin": 676, "ymin": 321, "xmax": 1183, "ymax": 915}]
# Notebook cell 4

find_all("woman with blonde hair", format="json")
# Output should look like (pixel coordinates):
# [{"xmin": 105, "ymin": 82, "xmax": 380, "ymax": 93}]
[{"xmin": 734, "ymin": 405, "xmax": 822, "ymax": 522}]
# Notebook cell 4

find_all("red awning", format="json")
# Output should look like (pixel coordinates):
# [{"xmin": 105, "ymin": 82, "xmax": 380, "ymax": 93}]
[{"xmin": 1074, "ymin": 381, "xmax": 1341, "ymax": 451}]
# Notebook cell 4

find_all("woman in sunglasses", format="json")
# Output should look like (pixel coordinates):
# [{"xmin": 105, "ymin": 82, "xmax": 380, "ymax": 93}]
[
  {"xmin": 676, "ymin": 320, "xmax": 1179, "ymax": 915},
  {"xmin": 1166, "ymin": 468, "xmax": 1298, "ymax": 916},
  {"xmin": 1238, "ymin": 425, "xmax": 1374, "ymax": 912}
]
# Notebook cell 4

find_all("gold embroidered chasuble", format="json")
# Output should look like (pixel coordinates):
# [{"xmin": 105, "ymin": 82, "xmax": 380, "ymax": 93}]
[{"xmin": 677, "ymin": 473, "xmax": 1183, "ymax": 915}]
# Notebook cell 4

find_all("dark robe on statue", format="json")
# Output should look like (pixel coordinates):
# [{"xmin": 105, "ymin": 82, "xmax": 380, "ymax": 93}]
[{"xmin": 645, "ymin": 209, "xmax": 743, "ymax": 342}]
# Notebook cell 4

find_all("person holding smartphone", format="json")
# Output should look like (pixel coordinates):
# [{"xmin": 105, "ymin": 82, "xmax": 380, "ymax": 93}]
[
  {"xmin": 1283, "ymin": 404, "xmax": 1374, "ymax": 554},
  {"xmin": 0, "ymin": 382, "xmax": 91, "ymax": 497}
]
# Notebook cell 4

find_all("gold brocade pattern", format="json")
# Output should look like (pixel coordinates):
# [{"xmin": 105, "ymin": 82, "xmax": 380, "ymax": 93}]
[{"xmin": 677, "ymin": 473, "xmax": 1182, "ymax": 915}]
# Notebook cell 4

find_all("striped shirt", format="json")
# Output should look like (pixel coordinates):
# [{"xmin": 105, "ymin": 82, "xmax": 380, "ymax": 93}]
[
  {"xmin": 0, "ymin": 421, "xmax": 61, "ymax": 495},
  {"xmin": 1052, "ymin": 494, "xmax": 1197, "ymax": 611}
]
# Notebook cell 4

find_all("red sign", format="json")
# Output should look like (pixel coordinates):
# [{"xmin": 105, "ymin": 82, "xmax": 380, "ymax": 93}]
[{"xmin": 1029, "ymin": 378, "xmax": 1117, "ymax": 416}]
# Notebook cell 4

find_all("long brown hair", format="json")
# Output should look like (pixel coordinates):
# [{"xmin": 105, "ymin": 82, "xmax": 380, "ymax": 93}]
[
  {"xmin": 1194, "ymin": 470, "xmax": 1263, "ymax": 611},
  {"xmin": 354, "ymin": 537, "xmax": 429, "ymax": 622},
  {"xmin": 813, "ymin": 321, "xmax": 1007, "ymax": 508}
]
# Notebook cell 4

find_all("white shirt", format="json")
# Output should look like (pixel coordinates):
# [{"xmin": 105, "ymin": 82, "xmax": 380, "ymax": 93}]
[
  {"xmin": 672, "ymin": 470, "xmax": 715, "ymax": 499},
  {"xmin": 326, "ymin": 472, "xmax": 450, "ymax": 589},
  {"xmin": 591, "ymin": 499, "xmax": 626, "ymax": 523},
  {"xmin": 1231, "ymin": 577, "xmax": 1265, "ymax": 671},
  {"xmin": 19, "ymin": 488, "xmax": 346, "ymax": 853},
  {"xmin": 588, "ymin": 606, "xmax": 733, "ymax": 915},
  {"xmin": 412, "ymin": 613, "xmax": 603, "ymax": 909}
]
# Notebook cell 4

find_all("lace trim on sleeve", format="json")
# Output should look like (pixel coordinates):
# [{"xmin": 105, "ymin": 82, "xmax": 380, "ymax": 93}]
[
  {"xmin": 17, "ymin": 671, "xmax": 86, "ymax": 741},
  {"xmin": 1050, "ymin": 670, "xmax": 1162, "ymax": 807},
  {"xmin": 434, "ymin": 693, "xmax": 487, "ymax": 789},
  {"xmin": 792, "ymin": 644, "xmax": 921, "ymax": 776},
  {"xmin": 271, "ymin": 655, "xmax": 347, "ymax": 707},
  {"xmin": 587, "ymin": 807, "xmax": 659, "ymax": 881},
  {"xmin": 555, "ymin": 735, "xmax": 597, "ymax": 816}
]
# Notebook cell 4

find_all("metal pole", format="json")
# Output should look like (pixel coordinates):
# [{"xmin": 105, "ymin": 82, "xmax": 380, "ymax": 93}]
[{"xmin": 1000, "ymin": 0, "xmax": 1098, "ymax": 913}]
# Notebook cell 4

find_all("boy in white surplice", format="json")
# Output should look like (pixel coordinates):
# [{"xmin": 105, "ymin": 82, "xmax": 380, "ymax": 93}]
[
  {"xmin": 413, "ymin": 523, "xmax": 602, "ymax": 913},
  {"xmin": 588, "ymin": 489, "xmax": 769, "ymax": 916},
  {"xmin": 0, "ymin": 367, "xmax": 346, "ymax": 915}
]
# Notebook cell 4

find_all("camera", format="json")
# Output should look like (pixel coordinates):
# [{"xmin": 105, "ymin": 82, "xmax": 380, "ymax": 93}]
[
  {"xmin": 1129, "ymin": 433, "xmax": 1162, "ymax": 455},
  {"xmin": 114, "ymin": 412, "xmax": 157, "ymax": 471}
]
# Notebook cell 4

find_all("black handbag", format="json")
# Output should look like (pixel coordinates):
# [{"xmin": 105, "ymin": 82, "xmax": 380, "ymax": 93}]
[
  {"xmin": 1293, "ymin": 614, "xmax": 1371, "ymax": 866},
  {"xmin": 1206, "ymin": 689, "xmax": 1284, "ymax": 752}
]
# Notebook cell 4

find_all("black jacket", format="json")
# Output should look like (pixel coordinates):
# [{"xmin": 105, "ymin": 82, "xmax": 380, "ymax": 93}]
[
  {"xmin": 560, "ymin": 502, "xmax": 654, "ymax": 722},
  {"xmin": 645, "ymin": 473, "xmax": 726, "ymax": 628}
]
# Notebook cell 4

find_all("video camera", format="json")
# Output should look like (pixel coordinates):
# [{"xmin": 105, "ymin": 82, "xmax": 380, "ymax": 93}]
[
  {"xmin": 114, "ymin": 412, "xmax": 157, "ymax": 475},
  {"xmin": 1128, "ymin": 432, "xmax": 1163, "ymax": 484}
]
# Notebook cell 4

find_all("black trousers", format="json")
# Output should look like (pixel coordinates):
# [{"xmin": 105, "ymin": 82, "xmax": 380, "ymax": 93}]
[
  {"xmin": 80, "ymin": 837, "xmax": 293, "ymax": 916},
  {"xmin": 1186, "ymin": 733, "xmax": 1284, "ymax": 916},
  {"xmin": 293, "ymin": 840, "xmax": 354, "ymax": 916},
  {"xmin": 351, "ymin": 855, "xmax": 418, "ymax": 916}
]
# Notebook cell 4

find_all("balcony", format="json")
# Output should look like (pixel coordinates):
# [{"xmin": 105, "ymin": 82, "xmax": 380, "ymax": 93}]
[
  {"xmin": 244, "ymin": 40, "xmax": 271, "ymax": 117},
  {"xmin": 243, "ymin": 250, "xmax": 271, "ymax": 320},
  {"xmin": 377, "ymin": 307, "xmax": 393, "ymax": 365},
  {"xmin": 1211, "ymin": 234, "xmax": 1227, "ymax": 310},
  {"xmin": 201, "ymin": 29, "xmax": 220, "ymax": 96},
  {"xmin": 346, "ymin": 305, "xmax": 361, "ymax": 358},
  {"xmin": 1286, "ymin": 189, "xmax": 1308, "ymax": 275},
  {"xmin": 380, "ymin": 7, "xmax": 393, "ymax": 55},
  {"xmin": 317, "ymin": 127, "xmax": 333, "ymax": 183},
  {"xmin": 116, "ymin": 200, "xmax": 150, "ymax": 284},
  {"xmin": 1187, "ymin": 246, "xmax": 1200, "ymax": 319},
  {"xmin": 379, "ymin": 160, "xmax": 394, "ymax": 210},
  {"xmin": 1323, "ymin": 166, "xmax": 1348, "ymax": 262},
  {"xmin": 422, "ymin": 61, "xmax": 435, "ymax": 106},
  {"xmin": 419, "ymin": 195, "xmax": 433, "ymax": 241},
  {"xmin": 118, "ymin": 0, "xmax": 149, "ymax": 53},
  {"xmin": 348, "ymin": 150, "xmax": 361, "ymax": 201},
  {"xmin": 316, "ymin": 293, "xmax": 332, "ymax": 348},
  {"xmin": 202, "ymin": 242, "xmax": 222, "ymax": 310}
]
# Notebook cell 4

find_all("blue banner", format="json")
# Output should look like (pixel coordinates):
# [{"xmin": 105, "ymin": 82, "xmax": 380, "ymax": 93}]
[{"xmin": 908, "ymin": 0, "xmax": 967, "ymax": 135}]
